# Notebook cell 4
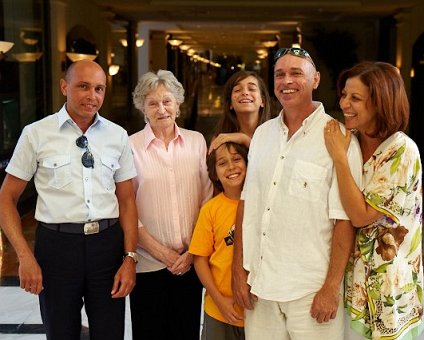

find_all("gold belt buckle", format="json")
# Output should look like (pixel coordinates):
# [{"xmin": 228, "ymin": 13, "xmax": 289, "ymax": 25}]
[{"xmin": 84, "ymin": 221, "xmax": 100, "ymax": 235}]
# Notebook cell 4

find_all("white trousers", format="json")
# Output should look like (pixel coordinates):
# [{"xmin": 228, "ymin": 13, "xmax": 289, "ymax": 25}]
[{"xmin": 245, "ymin": 293, "xmax": 344, "ymax": 340}]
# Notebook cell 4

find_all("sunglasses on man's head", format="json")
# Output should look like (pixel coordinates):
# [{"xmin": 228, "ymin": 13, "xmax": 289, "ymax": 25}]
[
  {"xmin": 274, "ymin": 47, "xmax": 316, "ymax": 68},
  {"xmin": 76, "ymin": 135, "xmax": 94, "ymax": 168}
]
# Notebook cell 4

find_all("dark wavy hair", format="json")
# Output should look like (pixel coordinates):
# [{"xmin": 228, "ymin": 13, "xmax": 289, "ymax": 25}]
[
  {"xmin": 216, "ymin": 70, "xmax": 271, "ymax": 134},
  {"xmin": 337, "ymin": 61, "xmax": 409, "ymax": 139},
  {"xmin": 207, "ymin": 142, "xmax": 248, "ymax": 193}
]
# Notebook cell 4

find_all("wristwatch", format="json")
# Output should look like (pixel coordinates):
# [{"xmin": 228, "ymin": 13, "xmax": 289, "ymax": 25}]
[{"xmin": 124, "ymin": 251, "xmax": 138, "ymax": 263}]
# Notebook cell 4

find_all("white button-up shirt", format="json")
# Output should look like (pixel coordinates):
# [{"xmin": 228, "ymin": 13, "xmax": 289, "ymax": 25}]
[
  {"xmin": 242, "ymin": 102, "xmax": 363, "ymax": 302},
  {"xmin": 6, "ymin": 104, "xmax": 136, "ymax": 223}
]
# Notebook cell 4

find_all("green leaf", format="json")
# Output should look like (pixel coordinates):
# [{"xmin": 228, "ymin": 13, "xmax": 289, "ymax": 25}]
[
  {"xmin": 407, "ymin": 228, "xmax": 421, "ymax": 257},
  {"xmin": 402, "ymin": 283, "xmax": 415, "ymax": 294},
  {"xmin": 369, "ymin": 289, "xmax": 380, "ymax": 300},
  {"xmin": 414, "ymin": 159, "xmax": 421, "ymax": 177},
  {"xmin": 352, "ymin": 309, "xmax": 367, "ymax": 321},
  {"xmin": 374, "ymin": 262, "xmax": 392, "ymax": 273},
  {"xmin": 384, "ymin": 295, "xmax": 395, "ymax": 306},
  {"xmin": 417, "ymin": 285, "xmax": 422, "ymax": 303}
]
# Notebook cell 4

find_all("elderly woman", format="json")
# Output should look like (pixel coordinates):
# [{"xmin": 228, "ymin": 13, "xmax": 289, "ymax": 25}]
[{"xmin": 129, "ymin": 70, "xmax": 213, "ymax": 340}]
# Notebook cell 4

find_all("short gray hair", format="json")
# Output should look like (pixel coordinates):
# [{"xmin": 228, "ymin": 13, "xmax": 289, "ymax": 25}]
[{"xmin": 133, "ymin": 69, "xmax": 185, "ymax": 113}]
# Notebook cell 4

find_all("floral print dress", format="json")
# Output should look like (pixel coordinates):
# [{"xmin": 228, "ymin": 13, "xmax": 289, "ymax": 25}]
[{"xmin": 345, "ymin": 132, "xmax": 424, "ymax": 339}]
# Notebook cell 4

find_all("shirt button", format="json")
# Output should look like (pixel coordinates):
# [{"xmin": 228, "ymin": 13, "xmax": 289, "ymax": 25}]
[
  {"xmin": 88, "ymin": 219, "xmax": 91, "ymax": 222},
  {"xmin": 53, "ymin": 163, "xmax": 57, "ymax": 167},
  {"xmin": 262, "ymin": 232, "xmax": 266, "ymax": 236},
  {"xmin": 273, "ymin": 181, "xmax": 276, "ymax": 185},
  {"xmin": 267, "ymin": 207, "xmax": 270, "ymax": 211},
  {"xmin": 87, "ymin": 200, "xmax": 90, "ymax": 203},
  {"xmin": 280, "ymin": 156, "xmax": 284, "ymax": 159},
  {"xmin": 85, "ymin": 177, "xmax": 88, "ymax": 181}
]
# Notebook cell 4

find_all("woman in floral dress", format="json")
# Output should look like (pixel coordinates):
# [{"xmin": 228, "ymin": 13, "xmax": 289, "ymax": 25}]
[{"xmin": 324, "ymin": 61, "xmax": 423, "ymax": 339}]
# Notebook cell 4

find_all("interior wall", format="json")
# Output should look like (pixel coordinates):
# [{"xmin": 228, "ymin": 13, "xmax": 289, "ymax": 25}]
[{"xmin": 49, "ymin": 0, "xmax": 114, "ymax": 117}]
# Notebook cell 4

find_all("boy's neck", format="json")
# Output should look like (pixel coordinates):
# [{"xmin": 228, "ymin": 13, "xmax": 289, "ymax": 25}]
[{"xmin": 222, "ymin": 187, "xmax": 241, "ymax": 200}]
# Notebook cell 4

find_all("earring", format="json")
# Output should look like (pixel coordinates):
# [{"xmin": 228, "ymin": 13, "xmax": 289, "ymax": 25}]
[{"xmin": 176, "ymin": 110, "xmax": 180, "ymax": 117}]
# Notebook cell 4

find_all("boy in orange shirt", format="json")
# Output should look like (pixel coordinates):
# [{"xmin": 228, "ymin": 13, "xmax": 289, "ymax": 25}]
[{"xmin": 189, "ymin": 142, "xmax": 247, "ymax": 340}]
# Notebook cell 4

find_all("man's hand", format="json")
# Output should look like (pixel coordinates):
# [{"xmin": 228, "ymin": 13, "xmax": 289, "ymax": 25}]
[
  {"xmin": 232, "ymin": 263, "xmax": 256, "ymax": 310},
  {"xmin": 19, "ymin": 254, "xmax": 43, "ymax": 295},
  {"xmin": 309, "ymin": 283, "xmax": 340, "ymax": 323},
  {"xmin": 111, "ymin": 258, "xmax": 136, "ymax": 298}
]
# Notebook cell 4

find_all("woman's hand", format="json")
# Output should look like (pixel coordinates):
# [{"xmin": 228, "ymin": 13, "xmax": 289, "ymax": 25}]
[
  {"xmin": 168, "ymin": 251, "xmax": 193, "ymax": 276},
  {"xmin": 208, "ymin": 133, "xmax": 251, "ymax": 154},
  {"xmin": 324, "ymin": 120, "xmax": 351, "ymax": 161}
]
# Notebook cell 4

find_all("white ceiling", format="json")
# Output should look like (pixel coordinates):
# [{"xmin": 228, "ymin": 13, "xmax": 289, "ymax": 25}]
[{"xmin": 93, "ymin": 0, "xmax": 418, "ymax": 62}]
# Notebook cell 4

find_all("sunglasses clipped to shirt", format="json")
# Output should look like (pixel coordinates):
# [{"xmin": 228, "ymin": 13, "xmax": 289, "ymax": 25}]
[
  {"xmin": 274, "ymin": 47, "xmax": 316, "ymax": 69},
  {"xmin": 76, "ymin": 135, "xmax": 94, "ymax": 168}
]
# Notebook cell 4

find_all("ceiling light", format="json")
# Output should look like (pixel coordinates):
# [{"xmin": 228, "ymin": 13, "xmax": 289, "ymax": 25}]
[
  {"xmin": 136, "ymin": 38, "xmax": 144, "ymax": 47},
  {"xmin": 179, "ymin": 45, "xmax": 190, "ymax": 51}
]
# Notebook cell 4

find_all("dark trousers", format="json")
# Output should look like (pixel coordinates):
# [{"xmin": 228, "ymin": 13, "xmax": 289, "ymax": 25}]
[
  {"xmin": 130, "ymin": 267, "xmax": 203, "ymax": 340},
  {"xmin": 34, "ymin": 222, "xmax": 125, "ymax": 340}
]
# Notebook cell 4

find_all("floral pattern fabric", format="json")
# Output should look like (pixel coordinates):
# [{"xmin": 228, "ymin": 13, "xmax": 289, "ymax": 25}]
[{"xmin": 345, "ymin": 132, "xmax": 423, "ymax": 339}]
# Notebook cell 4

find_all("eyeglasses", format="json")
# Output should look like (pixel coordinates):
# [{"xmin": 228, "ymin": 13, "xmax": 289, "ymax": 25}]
[
  {"xmin": 76, "ymin": 135, "xmax": 94, "ymax": 168},
  {"xmin": 274, "ymin": 47, "xmax": 316, "ymax": 68}
]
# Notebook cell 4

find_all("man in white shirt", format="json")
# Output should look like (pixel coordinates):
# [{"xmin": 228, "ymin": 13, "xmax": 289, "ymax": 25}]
[
  {"xmin": 0, "ymin": 60, "xmax": 138, "ymax": 340},
  {"xmin": 231, "ymin": 48, "xmax": 362, "ymax": 339}
]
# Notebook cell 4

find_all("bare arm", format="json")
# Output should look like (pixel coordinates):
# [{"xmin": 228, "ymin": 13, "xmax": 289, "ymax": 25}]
[
  {"xmin": 0, "ymin": 174, "xmax": 43, "ymax": 294},
  {"xmin": 209, "ymin": 133, "xmax": 252, "ymax": 154},
  {"xmin": 111, "ymin": 179, "xmax": 138, "ymax": 298},
  {"xmin": 231, "ymin": 200, "xmax": 256, "ymax": 309},
  {"xmin": 137, "ymin": 226, "xmax": 180, "ymax": 268},
  {"xmin": 324, "ymin": 120, "xmax": 383, "ymax": 226},
  {"xmin": 310, "ymin": 219, "xmax": 354, "ymax": 323},
  {"xmin": 194, "ymin": 255, "xmax": 243, "ymax": 324}
]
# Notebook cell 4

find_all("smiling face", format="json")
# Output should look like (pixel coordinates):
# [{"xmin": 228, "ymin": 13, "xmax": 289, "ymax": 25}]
[
  {"xmin": 214, "ymin": 144, "xmax": 247, "ymax": 198},
  {"xmin": 60, "ymin": 60, "xmax": 106, "ymax": 130},
  {"xmin": 339, "ymin": 76, "xmax": 378, "ymax": 135},
  {"xmin": 274, "ymin": 54, "xmax": 319, "ymax": 112},
  {"xmin": 144, "ymin": 84, "xmax": 179, "ymax": 133},
  {"xmin": 230, "ymin": 75, "xmax": 264, "ymax": 116}
]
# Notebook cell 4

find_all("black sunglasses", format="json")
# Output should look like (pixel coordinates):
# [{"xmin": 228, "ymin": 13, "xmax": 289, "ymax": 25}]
[
  {"xmin": 274, "ymin": 47, "xmax": 316, "ymax": 68},
  {"xmin": 76, "ymin": 135, "xmax": 94, "ymax": 168}
]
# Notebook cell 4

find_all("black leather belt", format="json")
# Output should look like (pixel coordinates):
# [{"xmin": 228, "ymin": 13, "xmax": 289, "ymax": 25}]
[{"xmin": 39, "ymin": 218, "xmax": 118, "ymax": 235}]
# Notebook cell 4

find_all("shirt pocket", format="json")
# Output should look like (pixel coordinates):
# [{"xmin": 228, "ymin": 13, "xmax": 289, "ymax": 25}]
[
  {"xmin": 42, "ymin": 155, "xmax": 72, "ymax": 189},
  {"xmin": 101, "ymin": 156, "xmax": 121, "ymax": 191},
  {"xmin": 288, "ymin": 160, "xmax": 327, "ymax": 202}
]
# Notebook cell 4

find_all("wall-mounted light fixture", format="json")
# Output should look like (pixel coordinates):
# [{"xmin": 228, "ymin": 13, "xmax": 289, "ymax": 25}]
[
  {"xmin": 166, "ymin": 33, "xmax": 183, "ymax": 49},
  {"xmin": 179, "ymin": 45, "xmax": 190, "ymax": 52},
  {"xmin": 0, "ymin": 41, "xmax": 14, "ymax": 60},
  {"xmin": 136, "ymin": 38, "xmax": 144, "ymax": 47},
  {"xmin": 13, "ymin": 52, "xmax": 43, "ymax": 62},
  {"xmin": 108, "ymin": 64, "xmax": 120, "ymax": 76},
  {"xmin": 66, "ymin": 38, "xmax": 98, "ymax": 62},
  {"xmin": 66, "ymin": 52, "xmax": 98, "ymax": 62},
  {"xmin": 263, "ymin": 40, "xmax": 278, "ymax": 48},
  {"xmin": 120, "ymin": 36, "xmax": 144, "ymax": 48}
]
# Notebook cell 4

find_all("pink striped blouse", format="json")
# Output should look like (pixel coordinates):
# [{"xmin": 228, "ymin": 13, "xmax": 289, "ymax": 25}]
[{"xmin": 129, "ymin": 123, "xmax": 213, "ymax": 272}]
